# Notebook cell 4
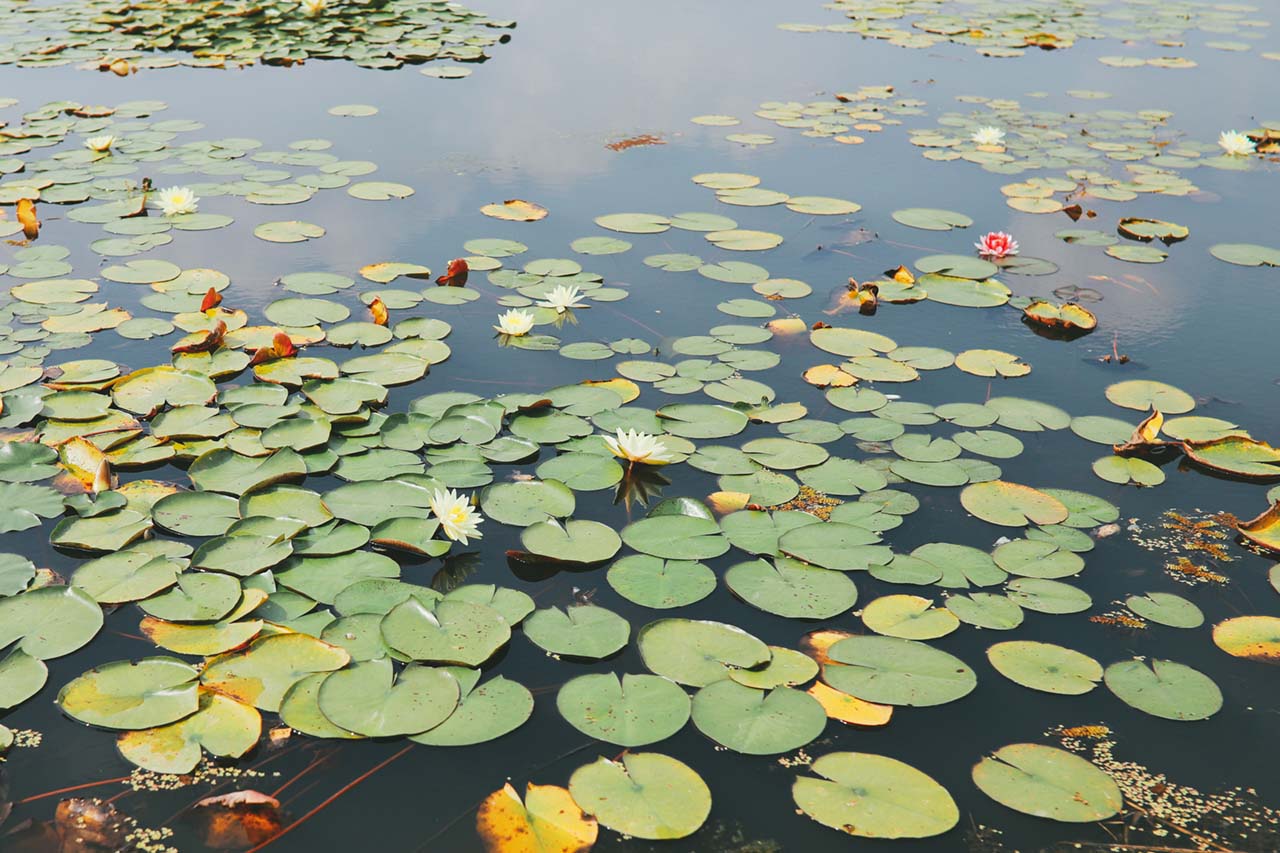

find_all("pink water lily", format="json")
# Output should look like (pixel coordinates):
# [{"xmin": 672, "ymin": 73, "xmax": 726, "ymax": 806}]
[{"xmin": 976, "ymin": 231, "xmax": 1019, "ymax": 259}]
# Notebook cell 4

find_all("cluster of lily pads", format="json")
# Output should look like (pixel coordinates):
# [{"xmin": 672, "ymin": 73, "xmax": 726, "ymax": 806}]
[
  {"xmin": 691, "ymin": 85, "xmax": 927, "ymax": 147},
  {"xmin": 0, "ymin": 0, "xmax": 512, "ymax": 71},
  {"xmin": 910, "ymin": 94, "xmax": 1275, "ymax": 186},
  {"xmin": 685, "ymin": 83, "xmax": 1280, "ymax": 274},
  {"xmin": 778, "ymin": 0, "xmax": 1272, "ymax": 57},
  {"xmin": 1, "ymin": 257, "xmax": 1279, "ymax": 841},
  {"xmin": 0, "ymin": 97, "xmax": 445, "ymax": 371},
  {"xmin": 1, "ymin": 80, "xmax": 1280, "ymax": 851}
]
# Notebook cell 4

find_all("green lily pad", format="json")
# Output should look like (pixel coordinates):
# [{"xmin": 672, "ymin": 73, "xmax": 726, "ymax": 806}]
[
  {"xmin": 317, "ymin": 657, "xmax": 459, "ymax": 737},
  {"xmin": 987, "ymin": 641, "xmax": 1102, "ymax": 694},
  {"xmin": 794, "ymin": 752, "xmax": 959, "ymax": 839},
  {"xmin": 557, "ymin": 672, "xmax": 690, "ymax": 746},
  {"xmin": 607, "ymin": 556, "xmax": 716, "ymax": 609},
  {"xmin": 972, "ymin": 743, "xmax": 1122, "ymax": 822},
  {"xmin": 725, "ymin": 558, "xmax": 857, "ymax": 619},
  {"xmin": 691, "ymin": 680, "xmax": 826, "ymax": 754},
  {"xmin": 1103, "ymin": 658, "xmax": 1222, "ymax": 721},
  {"xmin": 823, "ymin": 636, "xmax": 976, "ymax": 706},
  {"xmin": 638, "ymin": 618, "xmax": 770, "ymax": 687},
  {"xmin": 523, "ymin": 605, "xmax": 630, "ymax": 659}
]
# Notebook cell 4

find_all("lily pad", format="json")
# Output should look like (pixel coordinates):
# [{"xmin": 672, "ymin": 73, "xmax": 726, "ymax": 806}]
[
  {"xmin": 569, "ymin": 753, "xmax": 710, "ymax": 840},
  {"xmin": 794, "ymin": 753, "xmax": 958, "ymax": 839},
  {"xmin": 972, "ymin": 743, "xmax": 1122, "ymax": 822}
]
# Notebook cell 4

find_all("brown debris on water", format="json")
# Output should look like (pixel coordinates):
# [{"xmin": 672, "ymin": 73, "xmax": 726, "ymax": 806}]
[
  {"xmin": 606, "ymin": 134, "xmax": 665, "ymax": 152},
  {"xmin": 1129, "ymin": 509, "xmax": 1236, "ymax": 586},
  {"xmin": 762, "ymin": 485, "xmax": 843, "ymax": 520},
  {"xmin": 1051, "ymin": 727, "xmax": 1280, "ymax": 852},
  {"xmin": 1089, "ymin": 611, "xmax": 1148, "ymax": 630}
]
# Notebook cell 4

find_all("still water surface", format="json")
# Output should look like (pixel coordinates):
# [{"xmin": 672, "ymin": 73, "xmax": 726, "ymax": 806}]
[{"xmin": 2, "ymin": 0, "xmax": 1279, "ymax": 850}]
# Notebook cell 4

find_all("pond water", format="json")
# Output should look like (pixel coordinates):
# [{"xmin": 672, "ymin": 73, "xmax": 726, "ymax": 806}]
[{"xmin": 0, "ymin": 0, "xmax": 1278, "ymax": 850}]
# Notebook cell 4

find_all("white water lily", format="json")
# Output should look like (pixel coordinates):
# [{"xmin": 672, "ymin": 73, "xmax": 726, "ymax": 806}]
[
  {"xmin": 155, "ymin": 186, "xmax": 199, "ymax": 216},
  {"xmin": 301, "ymin": 0, "xmax": 325, "ymax": 15},
  {"xmin": 603, "ymin": 429, "xmax": 673, "ymax": 466},
  {"xmin": 536, "ymin": 284, "xmax": 587, "ymax": 313},
  {"xmin": 970, "ymin": 126, "xmax": 1006, "ymax": 146},
  {"xmin": 84, "ymin": 135, "xmax": 115, "ymax": 153},
  {"xmin": 1218, "ymin": 129, "xmax": 1255, "ymax": 156},
  {"xmin": 429, "ymin": 488, "xmax": 483, "ymax": 544},
  {"xmin": 494, "ymin": 309, "xmax": 534, "ymax": 336}
]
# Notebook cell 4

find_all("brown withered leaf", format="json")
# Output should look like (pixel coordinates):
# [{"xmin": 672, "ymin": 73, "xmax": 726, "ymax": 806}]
[
  {"xmin": 248, "ymin": 331, "xmax": 298, "ymax": 366},
  {"xmin": 190, "ymin": 791, "xmax": 283, "ymax": 850},
  {"xmin": 199, "ymin": 287, "xmax": 222, "ymax": 312},
  {"xmin": 436, "ymin": 258, "xmax": 469, "ymax": 287},
  {"xmin": 171, "ymin": 320, "xmax": 226, "ymax": 354},
  {"xmin": 1113, "ymin": 408, "xmax": 1169, "ymax": 455},
  {"xmin": 55, "ymin": 798, "xmax": 128, "ymax": 852}
]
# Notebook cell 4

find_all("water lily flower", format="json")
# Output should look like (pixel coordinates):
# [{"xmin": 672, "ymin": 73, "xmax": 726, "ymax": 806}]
[
  {"xmin": 1218, "ymin": 130, "xmax": 1255, "ymax": 156},
  {"xmin": 975, "ymin": 231, "xmax": 1019, "ymax": 259},
  {"xmin": 494, "ymin": 309, "xmax": 534, "ymax": 336},
  {"xmin": 971, "ymin": 126, "xmax": 1006, "ymax": 146},
  {"xmin": 84, "ymin": 135, "xmax": 115, "ymax": 153},
  {"xmin": 429, "ymin": 488, "xmax": 483, "ymax": 545},
  {"xmin": 301, "ymin": 0, "xmax": 325, "ymax": 15},
  {"xmin": 603, "ymin": 429, "xmax": 673, "ymax": 466},
  {"xmin": 536, "ymin": 284, "xmax": 587, "ymax": 314},
  {"xmin": 155, "ymin": 186, "xmax": 199, "ymax": 216}
]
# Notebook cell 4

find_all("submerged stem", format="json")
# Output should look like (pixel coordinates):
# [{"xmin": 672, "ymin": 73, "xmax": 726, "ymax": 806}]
[{"xmin": 245, "ymin": 744, "xmax": 414, "ymax": 853}]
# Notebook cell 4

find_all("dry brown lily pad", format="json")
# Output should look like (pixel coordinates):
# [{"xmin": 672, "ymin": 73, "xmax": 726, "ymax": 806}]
[
  {"xmin": 190, "ymin": 790, "xmax": 284, "ymax": 850},
  {"xmin": 55, "ymin": 798, "xmax": 129, "ymax": 852},
  {"xmin": 1021, "ymin": 300, "xmax": 1096, "ymax": 332},
  {"xmin": 1113, "ymin": 409, "xmax": 1171, "ymax": 454},
  {"xmin": 1117, "ymin": 217, "xmax": 1189, "ymax": 245}
]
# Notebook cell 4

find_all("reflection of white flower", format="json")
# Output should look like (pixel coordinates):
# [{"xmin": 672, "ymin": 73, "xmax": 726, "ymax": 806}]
[
  {"xmin": 494, "ymin": 309, "xmax": 534, "ymax": 336},
  {"xmin": 603, "ymin": 429, "xmax": 673, "ymax": 466},
  {"xmin": 85, "ymin": 135, "xmax": 115, "ymax": 153},
  {"xmin": 971, "ymin": 126, "xmax": 1006, "ymax": 146},
  {"xmin": 1218, "ymin": 130, "xmax": 1255, "ymax": 156},
  {"xmin": 536, "ymin": 284, "xmax": 587, "ymax": 314},
  {"xmin": 429, "ymin": 488, "xmax": 483, "ymax": 544},
  {"xmin": 301, "ymin": 0, "xmax": 325, "ymax": 15},
  {"xmin": 155, "ymin": 186, "xmax": 198, "ymax": 216}
]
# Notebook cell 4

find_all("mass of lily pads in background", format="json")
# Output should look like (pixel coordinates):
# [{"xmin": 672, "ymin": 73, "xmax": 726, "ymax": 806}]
[
  {"xmin": 0, "ymin": 0, "xmax": 512, "ymax": 72},
  {"xmin": 780, "ymin": 0, "xmax": 1277, "ymax": 59},
  {"xmin": 691, "ymin": 84, "xmax": 1280, "ymax": 268}
]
